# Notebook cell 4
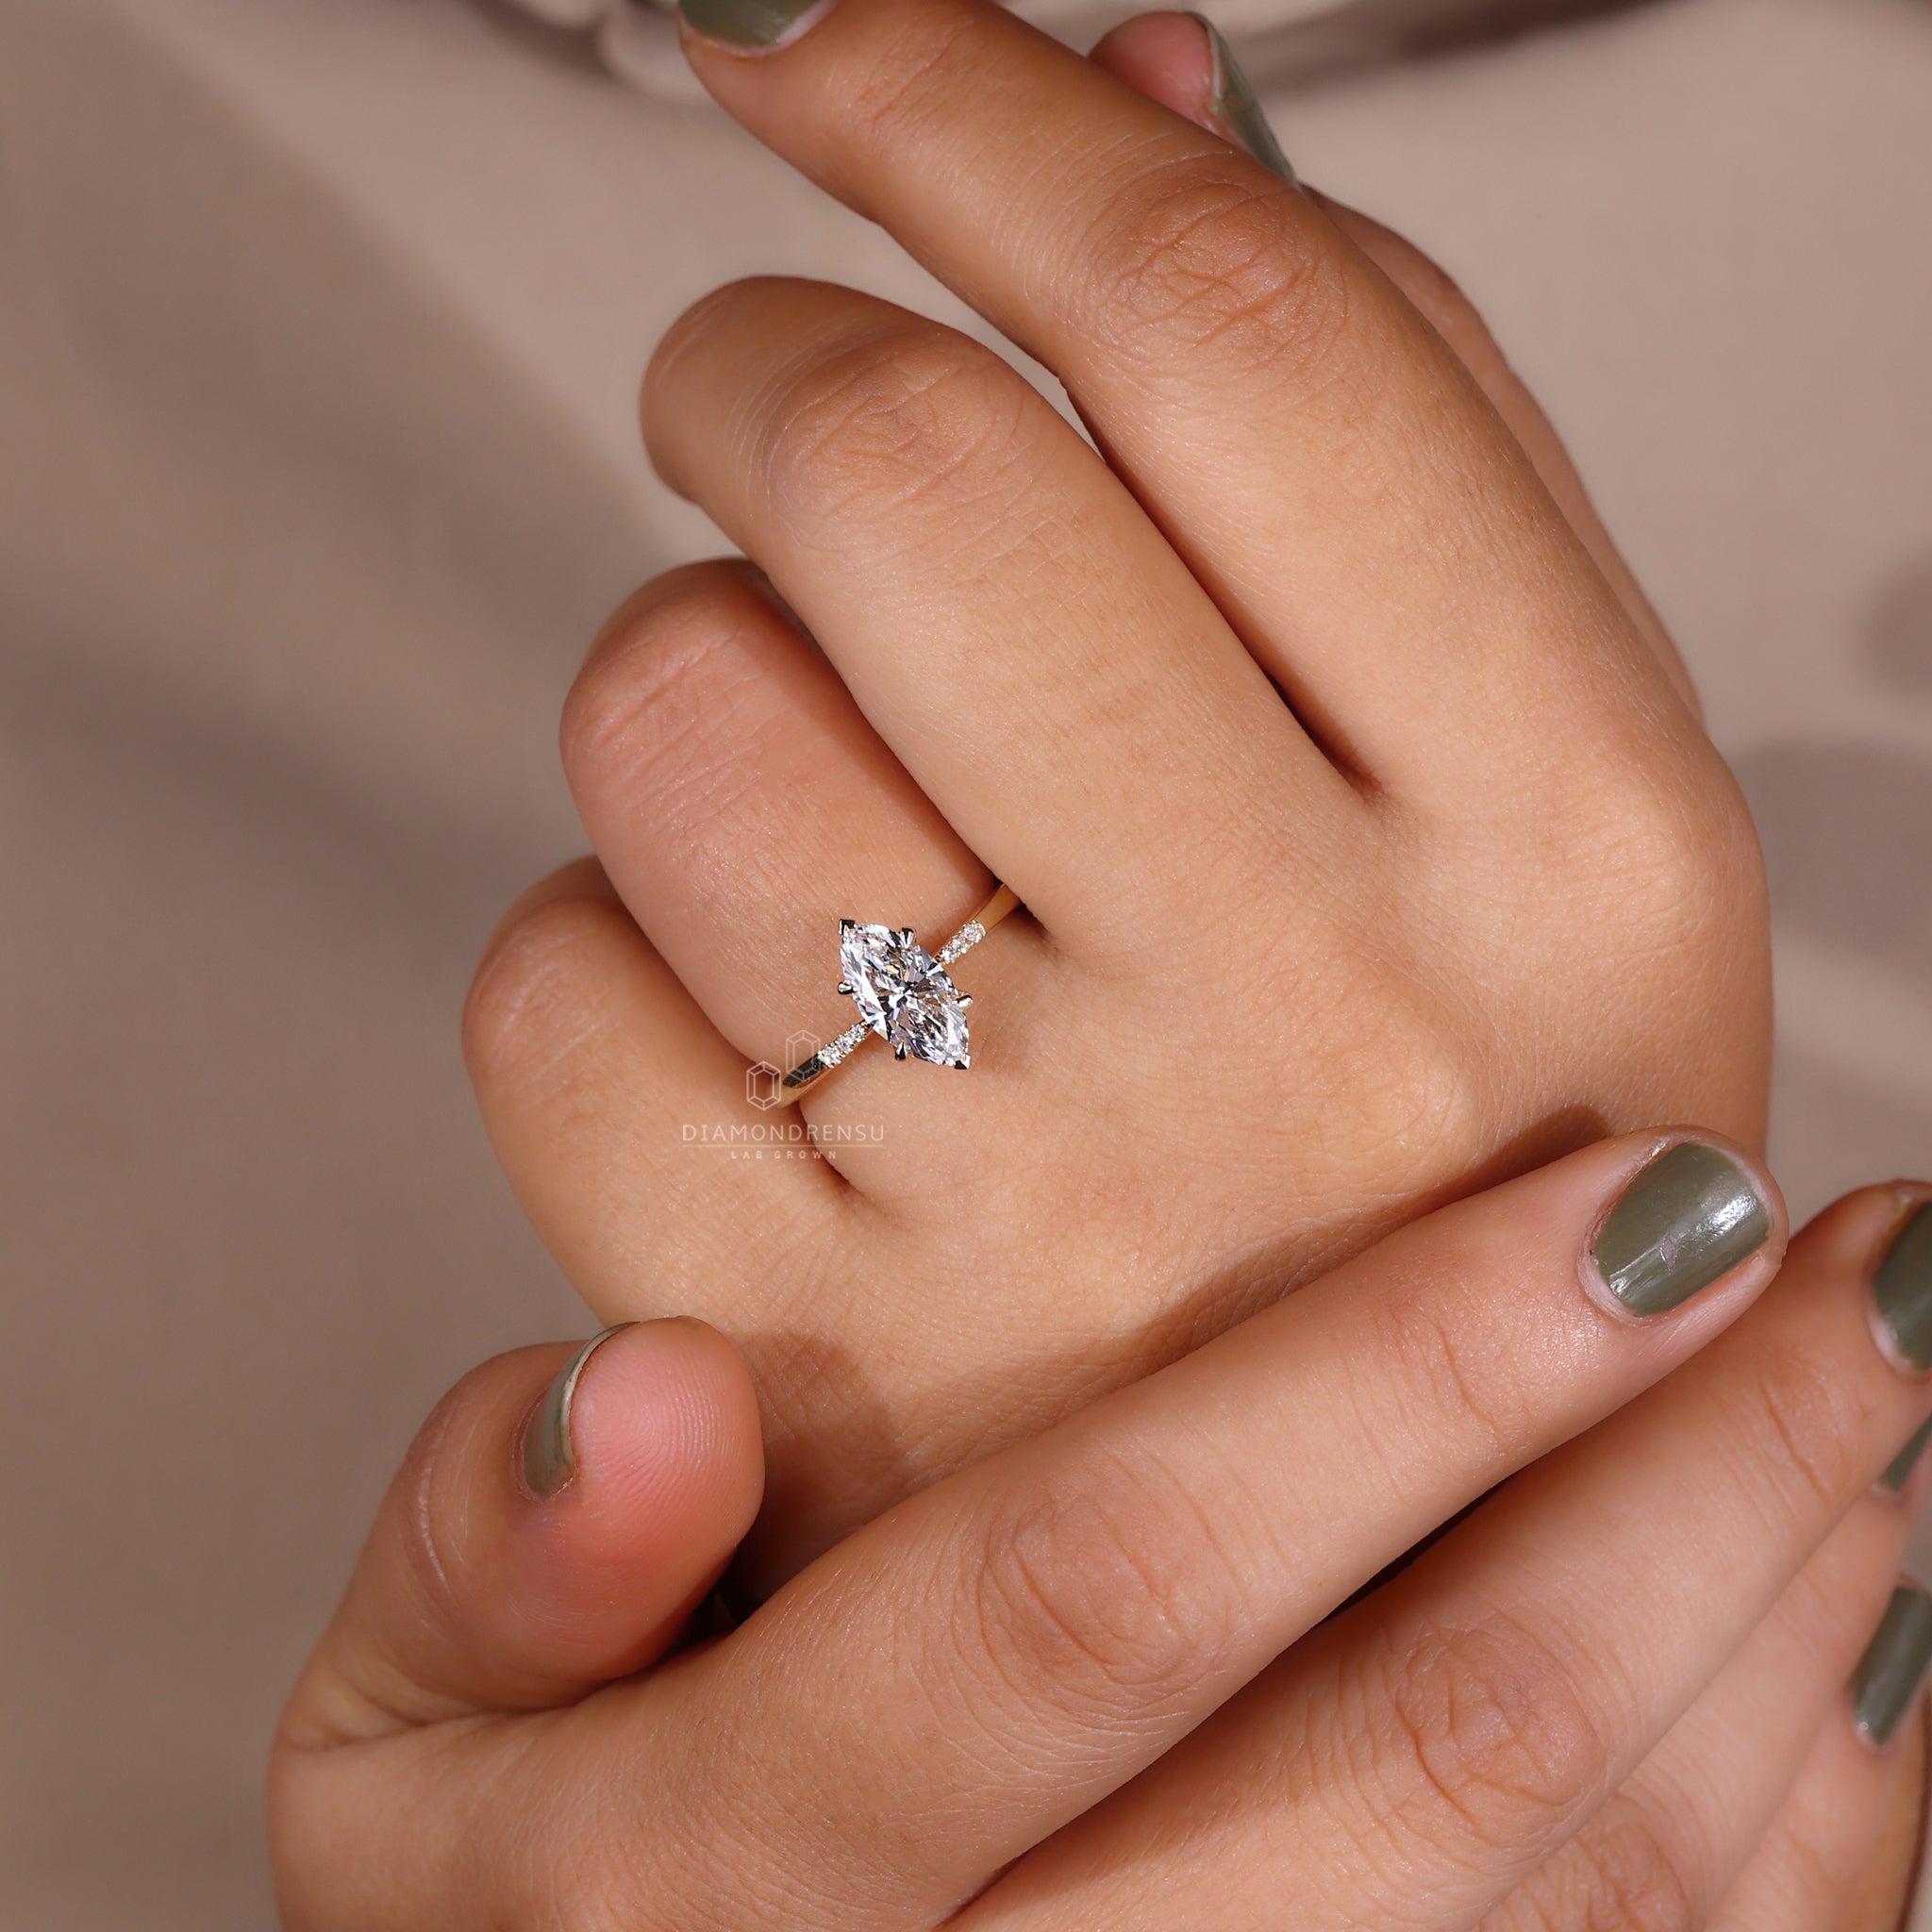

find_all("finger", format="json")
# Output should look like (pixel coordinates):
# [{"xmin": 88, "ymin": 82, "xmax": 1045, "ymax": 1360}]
[
  {"xmin": 512, "ymin": 1133, "xmax": 1784, "ymax": 1927},
  {"xmin": 967, "ymin": 1180, "xmax": 1932, "ymax": 1932},
  {"xmin": 462, "ymin": 856, "xmax": 846, "ymax": 1307},
  {"xmin": 1088, "ymin": 10, "xmax": 1694, "ymax": 708},
  {"xmin": 1487, "ymin": 1494, "xmax": 1917, "ymax": 1932},
  {"xmin": 1710, "ymin": 1663, "xmax": 1931, "ymax": 1932},
  {"xmin": 464, "ymin": 854, "xmax": 958, "ymax": 1591},
  {"xmin": 277, "ymin": 1318, "xmax": 764, "ymax": 1749},
  {"xmin": 678, "ymin": 0, "xmax": 1696, "ymax": 807},
  {"xmin": 1311, "ymin": 195, "xmax": 1698, "ymax": 710},
  {"xmin": 642, "ymin": 275, "xmax": 1351, "ymax": 951},
  {"xmin": 564, "ymin": 561, "xmax": 985, "ymax": 1070},
  {"xmin": 460, "ymin": 828, "xmax": 1090, "ymax": 1594},
  {"xmin": 562, "ymin": 558, "xmax": 1061, "ymax": 1168}
]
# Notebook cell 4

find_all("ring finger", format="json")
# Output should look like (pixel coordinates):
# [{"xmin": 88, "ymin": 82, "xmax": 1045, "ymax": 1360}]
[{"xmin": 563, "ymin": 558, "xmax": 1026, "ymax": 1137}]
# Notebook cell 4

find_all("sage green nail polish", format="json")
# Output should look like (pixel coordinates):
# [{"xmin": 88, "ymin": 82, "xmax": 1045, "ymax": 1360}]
[
  {"xmin": 1874, "ymin": 1204, "xmax": 1932, "ymax": 1373},
  {"xmin": 680, "ymin": 0, "xmax": 826, "ymax": 48},
  {"xmin": 1880, "ymin": 1416, "xmax": 1932, "ymax": 1494},
  {"xmin": 1854, "ymin": 1583, "xmax": 1932, "ymax": 1746},
  {"xmin": 523, "ymin": 1324, "xmax": 635, "ymax": 1499},
  {"xmin": 1591, "ymin": 1142, "xmax": 1772, "ymax": 1317},
  {"xmin": 1190, "ymin": 13, "xmax": 1296, "ymax": 186}
]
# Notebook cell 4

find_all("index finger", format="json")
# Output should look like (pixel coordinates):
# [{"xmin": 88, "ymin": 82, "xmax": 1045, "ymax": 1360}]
[{"xmin": 551, "ymin": 1133, "xmax": 1780, "ymax": 1925}]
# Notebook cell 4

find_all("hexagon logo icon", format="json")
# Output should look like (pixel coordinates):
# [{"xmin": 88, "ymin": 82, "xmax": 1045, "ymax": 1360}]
[{"xmin": 744, "ymin": 1061, "xmax": 784, "ymax": 1111}]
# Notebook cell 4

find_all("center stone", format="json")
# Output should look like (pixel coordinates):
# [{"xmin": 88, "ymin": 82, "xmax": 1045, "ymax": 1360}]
[{"xmin": 839, "ymin": 921, "xmax": 971, "ymax": 1069}]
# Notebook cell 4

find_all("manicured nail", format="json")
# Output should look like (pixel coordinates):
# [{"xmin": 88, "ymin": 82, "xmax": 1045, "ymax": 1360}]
[
  {"xmin": 523, "ymin": 1324, "xmax": 636, "ymax": 1498},
  {"xmin": 1591, "ymin": 1141, "xmax": 1773, "ymax": 1318},
  {"xmin": 1880, "ymin": 1415, "xmax": 1932, "ymax": 1494},
  {"xmin": 1190, "ymin": 13, "xmax": 1296, "ymax": 185},
  {"xmin": 1853, "ymin": 1582, "xmax": 1932, "ymax": 1747},
  {"xmin": 1874, "ymin": 1202, "xmax": 1932, "ymax": 1373},
  {"xmin": 679, "ymin": 0, "xmax": 832, "ymax": 50}
]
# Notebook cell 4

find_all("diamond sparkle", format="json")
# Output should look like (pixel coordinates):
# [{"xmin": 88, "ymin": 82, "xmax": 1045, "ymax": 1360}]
[{"xmin": 838, "ymin": 921, "xmax": 972, "ymax": 1069}]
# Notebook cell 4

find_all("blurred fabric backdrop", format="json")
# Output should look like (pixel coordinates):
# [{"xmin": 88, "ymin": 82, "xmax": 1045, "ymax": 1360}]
[{"xmin": 2, "ymin": 0, "xmax": 1929, "ymax": 1923}]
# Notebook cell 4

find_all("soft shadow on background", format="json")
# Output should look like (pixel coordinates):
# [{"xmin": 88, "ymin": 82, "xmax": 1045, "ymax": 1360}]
[
  {"xmin": 2, "ymin": 0, "xmax": 1930, "ymax": 1926},
  {"xmin": 1740, "ymin": 545, "xmax": 1932, "ymax": 1212}
]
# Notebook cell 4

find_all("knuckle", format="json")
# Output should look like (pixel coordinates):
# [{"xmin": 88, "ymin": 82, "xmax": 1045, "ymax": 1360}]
[
  {"xmin": 964, "ymin": 1450, "xmax": 1249, "ymax": 1728},
  {"xmin": 1556, "ymin": 749, "xmax": 1767, "ymax": 957},
  {"xmin": 461, "ymin": 883, "xmax": 628, "ymax": 1101},
  {"xmin": 1730, "ymin": 1330, "xmax": 1879, "ymax": 1529},
  {"xmin": 1228, "ymin": 924, "xmax": 1489, "ymax": 1187},
  {"xmin": 1074, "ymin": 158, "xmax": 1351, "ymax": 391},
  {"xmin": 562, "ymin": 576, "xmax": 782, "ymax": 824},
  {"xmin": 838, "ymin": 6, "xmax": 980, "ymax": 155},
  {"xmin": 1360, "ymin": 1277, "xmax": 1539, "ymax": 1470},
  {"xmin": 758, "ymin": 322, "xmax": 1041, "ymax": 529},
  {"xmin": 1514, "ymin": 1800, "xmax": 1701, "ymax": 1932},
  {"xmin": 1764, "ymin": 1785, "xmax": 1877, "ymax": 1912},
  {"xmin": 1365, "ymin": 1608, "xmax": 1611, "ymax": 1858}
]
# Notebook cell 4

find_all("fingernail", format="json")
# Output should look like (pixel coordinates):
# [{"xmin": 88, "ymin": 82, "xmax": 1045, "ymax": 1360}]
[
  {"xmin": 1190, "ymin": 14, "xmax": 1296, "ymax": 185},
  {"xmin": 1874, "ymin": 1202, "xmax": 1932, "ymax": 1374},
  {"xmin": 679, "ymin": 0, "xmax": 833, "ymax": 50},
  {"xmin": 523, "ymin": 1324, "xmax": 636, "ymax": 1498},
  {"xmin": 1880, "ymin": 1415, "xmax": 1932, "ymax": 1494},
  {"xmin": 1591, "ymin": 1141, "xmax": 1774, "ymax": 1318},
  {"xmin": 1853, "ymin": 1581, "xmax": 1932, "ymax": 1747}
]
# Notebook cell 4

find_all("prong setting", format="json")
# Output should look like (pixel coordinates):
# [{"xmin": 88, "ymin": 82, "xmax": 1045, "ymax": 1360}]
[{"xmin": 782, "ymin": 894, "xmax": 1008, "ymax": 1091}]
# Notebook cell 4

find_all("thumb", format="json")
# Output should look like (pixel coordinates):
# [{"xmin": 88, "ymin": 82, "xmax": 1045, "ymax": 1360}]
[{"xmin": 279, "ymin": 1318, "xmax": 764, "ymax": 1749}]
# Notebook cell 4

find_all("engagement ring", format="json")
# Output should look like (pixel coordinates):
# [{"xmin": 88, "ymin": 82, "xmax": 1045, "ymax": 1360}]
[{"xmin": 782, "ymin": 884, "xmax": 1018, "ymax": 1093}]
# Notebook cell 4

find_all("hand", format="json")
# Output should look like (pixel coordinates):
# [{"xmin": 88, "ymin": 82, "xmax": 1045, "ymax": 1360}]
[
  {"xmin": 461, "ymin": 3, "xmax": 1771, "ymax": 1579},
  {"xmin": 273, "ymin": 1140, "xmax": 1932, "ymax": 1930}
]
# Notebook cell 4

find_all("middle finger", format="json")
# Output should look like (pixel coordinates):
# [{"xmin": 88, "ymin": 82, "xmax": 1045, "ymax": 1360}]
[
  {"xmin": 965, "ymin": 1182, "xmax": 1932, "ymax": 1930},
  {"xmin": 644, "ymin": 274, "xmax": 1355, "ymax": 953},
  {"xmin": 680, "ymin": 0, "xmax": 1690, "ymax": 808}
]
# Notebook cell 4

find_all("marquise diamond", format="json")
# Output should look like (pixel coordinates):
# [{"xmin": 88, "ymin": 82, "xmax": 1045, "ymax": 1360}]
[{"xmin": 838, "ymin": 921, "xmax": 971, "ymax": 1069}]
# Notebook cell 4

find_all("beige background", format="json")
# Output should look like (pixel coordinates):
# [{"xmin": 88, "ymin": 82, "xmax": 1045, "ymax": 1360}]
[{"xmin": 2, "ymin": 0, "xmax": 1930, "ymax": 1923}]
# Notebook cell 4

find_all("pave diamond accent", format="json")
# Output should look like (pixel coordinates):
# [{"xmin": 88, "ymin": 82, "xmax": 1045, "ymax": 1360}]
[
  {"xmin": 815, "ymin": 1022, "xmax": 872, "ymax": 1070},
  {"xmin": 935, "ymin": 921, "xmax": 984, "ymax": 969},
  {"xmin": 780, "ymin": 1020, "xmax": 871, "ymax": 1091},
  {"xmin": 838, "ymin": 921, "xmax": 972, "ymax": 1069}
]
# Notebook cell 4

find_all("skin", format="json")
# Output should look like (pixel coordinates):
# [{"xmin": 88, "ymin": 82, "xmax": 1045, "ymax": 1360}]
[
  {"xmin": 412, "ymin": 2, "xmax": 1917, "ymax": 1914},
  {"xmin": 272, "ymin": 1142, "xmax": 1932, "ymax": 1928},
  {"xmin": 465, "ymin": 0, "xmax": 1770, "ymax": 1595}
]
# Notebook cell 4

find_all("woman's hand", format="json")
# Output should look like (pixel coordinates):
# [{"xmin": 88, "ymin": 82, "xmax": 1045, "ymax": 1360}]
[
  {"xmin": 273, "ymin": 1140, "xmax": 1932, "ymax": 1929},
  {"xmin": 464, "ymin": 2, "xmax": 1772, "ymax": 1579}
]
